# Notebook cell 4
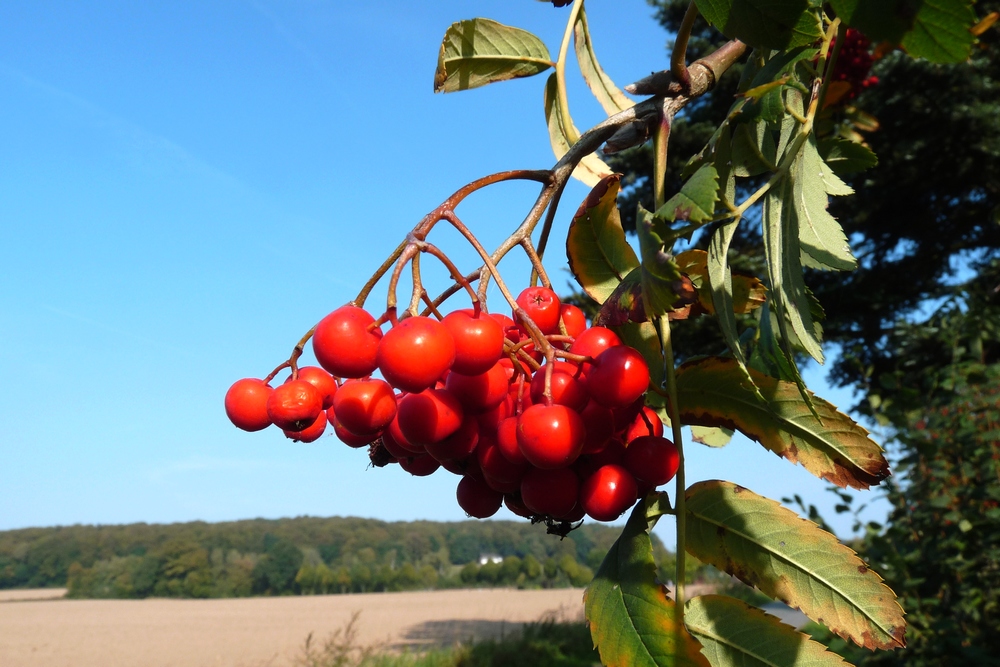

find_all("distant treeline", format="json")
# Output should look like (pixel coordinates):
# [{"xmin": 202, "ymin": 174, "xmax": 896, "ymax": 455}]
[{"xmin": 0, "ymin": 516, "xmax": 666, "ymax": 599}]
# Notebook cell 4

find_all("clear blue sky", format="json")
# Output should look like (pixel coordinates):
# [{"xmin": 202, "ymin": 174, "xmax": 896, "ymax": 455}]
[{"xmin": 0, "ymin": 1, "xmax": 888, "ymax": 545}]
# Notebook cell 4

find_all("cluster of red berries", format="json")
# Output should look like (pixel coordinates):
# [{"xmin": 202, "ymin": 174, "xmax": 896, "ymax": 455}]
[
  {"xmin": 225, "ymin": 286, "xmax": 679, "ymax": 524},
  {"xmin": 830, "ymin": 28, "xmax": 878, "ymax": 102}
]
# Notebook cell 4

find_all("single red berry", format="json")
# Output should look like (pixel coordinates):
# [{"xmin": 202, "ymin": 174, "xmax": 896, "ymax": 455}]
[
  {"xmin": 330, "ymin": 410, "xmax": 374, "ymax": 448},
  {"xmin": 225, "ymin": 378, "xmax": 273, "ymax": 432},
  {"xmin": 477, "ymin": 432, "xmax": 529, "ymax": 485},
  {"xmin": 331, "ymin": 378, "xmax": 397, "ymax": 437},
  {"xmin": 495, "ymin": 416, "xmax": 527, "ymax": 465},
  {"xmin": 587, "ymin": 345, "xmax": 650, "ymax": 408},
  {"xmin": 516, "ymin": 404, "xmax": 585, "ymax": 469},
  {"xmin": 579, "ymin": 400, "xmax": 614, "ymax": 454},
  {"xmin": 559, "ymin": 503, "xmax": 586, "ymax": 522},
  {"xmin": 445, "ymin": 362, "xmax": 509, "ymax": 414},
  {"xmin": 424, "ymin": 416, "xmax": 480, "ymax": 462},
  {"xmin": 290, "ymin": 366, "xmax": 338, "ymax": 409},
  {"xmin": 490, "ymin": 313, "xmax": 520, "ymax": 344},
  {"xmin": 387, "ymin": 410, "xmax": 425, "ymax": 454},
  {"xmin": 559, "ymin": 304, "xmax": 588, "ymax": 338},
  {"xmin": 456, "ymin": 476, "xmax": 503, "ymax": 519},
  {"xmin": 529, "ymin": 361, "xmax": 588, "ymax": 411},
  {"xmin": 442, "ymin": 310, "xmax": 505, "ymax": 376},
  {"xmin": 267, "ymin": 380, "xmax": 323, "ymax": 431},
  {"xmin": 397, "ymin": 453, "xmax": 441, "ymax": 477},
  {"xmin": 377, "ymin": 316, "xmax": 456, "ymax": 393},
  {"xmin": 283, "ymin": 410, "xmax": 327, "ymax": 443},
  {"xmin": 396, "ymin": 388, "xmax": 464, "ymax": 446},
  {"xmin": 623, "ymin": 435, "xmax": 679, "ymax": 487},
  {"xmin": 623, "ymin": 406, "xmax": 664, "ymax": 444},
  {"xmin": 312, "ymin": 306, "xmax": 383, "ymax": 379},
  {"xmin": 521, "ymin": 467, "xmax": 579, "ymax": 517},
  {"xmin": 503, "ymin": 492, "xmax": 533, "ymax": 518},
  {"xmin": 580, "ymin": 464, "xmax": 638, "ymax": 522},
  {"xmin": 568, "ymin": 326, "xmax": 622, "ymax": 361},
  {"xmin": 514, "ymin": 286, "xmax": 562, "ymax": 335}
]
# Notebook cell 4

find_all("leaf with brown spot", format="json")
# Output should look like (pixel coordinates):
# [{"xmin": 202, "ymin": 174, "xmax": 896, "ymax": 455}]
[
  {"xmin": 676, "ymin": 357, "xmax": 889, "ymax": 490},
  {"xmin": 675, "ymin": 249, "xmax": 767, "ymax": 316},
  {"xmin": 685, "ymin": 481, "xmax": 905, "ymax": 651},
  {"xmin": 585, "ymin": 496, "xmax": 711, "ymax": 667},
  {"xmin": 567, "ymin": 174, "xmax": 640, "ymax": 305}
]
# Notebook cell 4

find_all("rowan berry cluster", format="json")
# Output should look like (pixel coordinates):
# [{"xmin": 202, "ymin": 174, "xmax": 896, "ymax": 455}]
[
  {"xmin": 225, "ymin": 286, "xmax": 679, "ymax": 525},
  {"xmin": 830, "ymin": 28, "xmax": 877, "ymax": 102}
]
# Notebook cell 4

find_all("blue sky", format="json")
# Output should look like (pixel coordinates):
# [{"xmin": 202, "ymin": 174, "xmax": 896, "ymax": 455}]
[{"xmin": 0, "ymin": 1, "xmax": 888, "ymax": 546}]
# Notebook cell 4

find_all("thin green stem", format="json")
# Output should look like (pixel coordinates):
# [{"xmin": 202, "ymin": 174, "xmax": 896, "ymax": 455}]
[
  {"xmin": 660, "ymin": 314, "xmax": 687, "ymax": 628},
  {"xmin": 670, "ymin": 1, "xmax": 698, "ymax": 89},
  {"xmin": 653, "ymin": 109, "xmax": 671, "ymax": 210}
]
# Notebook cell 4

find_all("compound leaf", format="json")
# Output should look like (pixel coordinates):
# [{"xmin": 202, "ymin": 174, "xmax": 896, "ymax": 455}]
[
  {"xmin": 434, "ymin": 18, "xmax": 553, "ymax": 93},
  {"xmin": 567, "ymin": 174, "xmax": 640, "ymax": 304},
  {"xmin": 574, "ymin": 7, "xmax": 632, "ymax": 115},
  {"xmin": 795, "ymin": 137, "xmax": 857, "ymax": 272},
  {"xmin": 676, "ymin": 356, "xmax": 890, "ymax": 489},
  {"xmin": 585, "ymin": 497, "xmax": 711, "ymax": 667},
  {"xmin": 544, "ymin": 73, "xmax": 613, "ymax": 186},
  {"xmin": 685, "ymin": 595, "xmax": 853, "ymax": 667},
  {"xmin": 695, "ymin": 0, "xmax": 823, "ymax": 50},
  {"xmin": 685, "ymin": 481, "xmax": 906, "ymax": 651}
]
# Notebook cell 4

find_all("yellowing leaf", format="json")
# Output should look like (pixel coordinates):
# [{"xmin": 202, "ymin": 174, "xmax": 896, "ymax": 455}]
[
  {"xmin": 685, "ymin": 481, "xmax": 906, "ymax": 651},
  {"xmin": 434, "ymin": 19, "xmax": 553, "ymax": 93},
  {"xmin": 676, "ymin": 357, "xmax": 890, "ymax": 490},
  {"xmin": 574, "ymin": 6, "xmax": 632, "ymax": 116},
  {"xmin": 567, "ymin": 174, "xmax": 640, "ymax": 304},
  {"xmin": 685, "ymin": 595, "xmax": 854, "ymax": 667},
  {"xmin": 585, "ymin": 498, "xmax": 711, "ymax": 667},
  {"xmin": 543, "ymin": 73, "xmax": 614, "ymax": 187},
  {"xmin": 690, "ymin": 426, "xmax": 734, "ymax": 448},
  {"xmin": 676, "ymin": 249, "xmax": 767, "ymax": 316}
]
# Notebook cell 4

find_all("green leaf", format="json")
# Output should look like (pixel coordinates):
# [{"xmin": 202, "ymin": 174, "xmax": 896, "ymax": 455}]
[
  {"xmin": 816, "ymin": 137, "xmax": 878, "ymax": 176},
  {"xmin": 595, "ymin": 267, "xmax": 648, "ymax": 326},
  {"xmin": 763, "ymin": 176, "xmax": 825, "ymax": 363},
  {"xmin": 731, "ymin": 121, "xmax": 778, "ymax": 177},
  {"xmin": 795, "ymin": 137, "xmax": 857, "ymax": 272},
  {"xmin": 567, "ymin": 174, "xmax": 641, "ymax": 304},
  {"xmin": 543, "ymin": 73, "xmax": 614, "ymax": 187},
  {"xmin": 685, "ymin": 595, "xmax": 854, "ymax": 666},
  {"xmin": 707, "ymin": 226, "xmax": 750, "ymax": 371},
  {"xmin": 574, "ymin": 6, "xmax": 632, "ymax": 116},
  {"xmin": 685, "ymin": 481, "xmax": 906, "ymax": 651},
  {"xmin": 614, "ymin": 321, "xmax": 666, "ymax": 391},
  {"xmin": 676, "ymin": 356, "xmax": 891, "ymax": 489},
  {"xmin": 678, "ymin": 248, "xmax": 767, "ymax": 318},
  {"xmin": 434, "ymin": 18, "xmax": 554, "ymax": 93},
  {"xmin": 637, "ymin": 205, "xmax": 687, "ymax": 319},
  {"xmin": 584, "ymin": 497, "xmax": 711, "ymax": 667},
  {"xmin": 748, "ymin": 301, "xmax": 800, "ymax": 383},
  {"xmin": 830, "ymin": 0, "xmax": 976, "ymax": 64},
  {"xmin": 695, "ymin": 1, "xmax": 823, "ymax": 50},
  {"xmin": 690, "ymin": 426, "xmax": 734, "ymax": 448},
  {"xmin": 656, "ymin": 165, "xmax": 720, "ymax": 224}
]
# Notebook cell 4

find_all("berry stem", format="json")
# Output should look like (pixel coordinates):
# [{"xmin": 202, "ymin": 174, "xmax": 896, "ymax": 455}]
[
  {"xmin": 521, "ymin": 238, "xmax": 552, "ymax": 290},
  {"xmin": 263, "ymin": 326, "xmax": 316, "ymax": 384}
]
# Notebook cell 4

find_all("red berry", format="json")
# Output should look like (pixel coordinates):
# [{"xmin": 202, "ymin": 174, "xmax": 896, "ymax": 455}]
[
  {"xmin": 623, "ymin": 406, "xmax": 664, "ymax": 444},
  {"xmin": 225, "ymin": 378, "xmax": 273, "ymax": 432},
  {"xmin": 623, "ymin": 435, "xmax": 679, "ymax": 487},
  {"xmin": 267, "ymin": 380, "xmax": 323, "ymax": 431},
  {"xmin": 529, "ymin": 361, "xmax": 588, "ymax": 411},
  {"xmin": 496, "ymin": 416, "xmax": 527, "ymax": 465},
  {"xmin": 312, "ymin": 306, "xmax": 383, "ymax": 379},
  {"xmin": 396, "ymin": 389, "xmax": 464, "ymax": 446},
  {"xmin": 514, "ymin": 286, "xmax": 562, "ymax": 335},
  {"xmin": 445, "ymin": 362, "xmax": 509, "ymax": 413},
  {"xmin": 377, "ymin": 316, "xmax": 455, "ymax": 393},
  {"xmin": 290, "ymin": 366, "xmax": 338, "ymax": 409},
  {"xmin": 477, "ymin": 432, "xmax": 528, "ymax": 486},
  {"xmin": 579, "ymin": 400, "xmax": 615, "ymax": 454},
  {"xmin": 580, "ymin": 464, "xmax": 638, "ymax": 521},
  {"xmin": 559, "ymin": 304, "xmax": 588, "ymax": 338},
  {"xmin": 456, "ymin": 476, "xmax": 503, "ymax": 518},
  {"xmin": 568, "ymin": 326, "xmax": 622, "ymax": 361},
  {"xmin": 283, "ymin": 410, "xmax": 327, "ymax": 443},
  {"xmin": 587, "ymin": 346, "xmax": 650, "ymax": 408},
  {"xmin": 424, "ymin": 416, "xmax": 480, "ymax": 462},
  {"xmin": 330, "ymin": 410, "xmax": 374, "ymax": 448},
  {"xmin": 516, "ymin": 404, "xmax": 585, "ymax": 469},
  {"xmin": 503, "ymin": 492, "xmax": 533, "ymax": 518},
  {"xmin": 397, "ymin": 453, "xmax": 441, "ymax": 477},
  {"xmin": 442, "ymin": 310, "xmax": 505, "ymax": 376},
  {"xmin": 331, "ymin": 378, "xmax": 397, "ymax": 437},
  {"xmin": 521, "ymin": 467, "xmax": 579, "ymax": 517}
]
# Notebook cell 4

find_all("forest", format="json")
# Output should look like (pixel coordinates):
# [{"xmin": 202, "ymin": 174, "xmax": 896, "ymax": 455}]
[{"xmin": 0, "ymin": 516, "xmax": 655, "ymax": 598}]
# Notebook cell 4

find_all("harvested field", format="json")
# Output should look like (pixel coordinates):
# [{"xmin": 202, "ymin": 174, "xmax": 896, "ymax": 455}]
[
  {"xmin": 0, "ymin": 588, "xmax": 585, "ymax": 667},
  {"xmin": 0, "ymin": 588, "xmax": 66, "ymax": 602}
]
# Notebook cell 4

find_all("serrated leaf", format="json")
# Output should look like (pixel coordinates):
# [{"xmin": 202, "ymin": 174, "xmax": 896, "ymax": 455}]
[
  {"xmin": 676, "ymin": 356, "xmax": 890, "ymax": 489},
  {"xmin": 613, "ymin": 321, "xmax": 665, "ymax": 391},
  {"xmin": 816, "ymin": 137, "xmax": 877, "ymax": 176},
  {"xmin": 795, "ymin": 137, "xmax": 857, "ymax": 271},
  {"xmin": 656, "ymin": 165, "xmax": 720, "ymax": 224},
  {"xmin": 830, "ymin": 0, "xmax": 976, "ymax": 64},
  {"xmin": 694, "ymin": 0, "xmax": 823, "ymax": 49},
  {"xmin": 637, "ymin": 205, "xmax": 688, "ymax": 319},
  {"xmin": 763, "ymin": 176, "xmax": 825, "ymax": 363},
  {"xmin": 685, "ymin": 595, "xmax": 854, "ymax": 666},
  {"xmin": 713, "ymin": 123, "xmax": 737, "ymax": 207},
  {"xmin": 544, "ymin": 73, "xmax": 614, "ymax": 187},
  {"xmin": 574, "ymin": 7, "xmax": 632, "ymax": 116},
  {"xmin": 748, "ymin": 301, "xmax": 800, "ymax": 383},
  {"xmin": 434, "ymin": 19, "xmax": 553, "ymax": 93},
  {"xmin": 690, "ymin": 426, "xmax": 734, "ymax": 448},
  {"xmin": 731, "ymin": 121, "xmax": 778, "ymax": 177},
  {"xmin": 584, "ymin": 497, "xmax": 711, "ymax": 667},
  {"xmin": 567, "ymin": 174, "xmax": 641, "ymax": 304},
  {"xmin": 677, "ymin": 248, "xmax": 767, "ymax": 318},
  {"xmin": 685, "ymin": 481, "xmax": 906, "ymax": 650}
]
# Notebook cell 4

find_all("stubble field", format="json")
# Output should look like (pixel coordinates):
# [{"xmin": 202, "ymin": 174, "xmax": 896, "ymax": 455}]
[{"xmin": 0, "ymin": 587, "xmax": 586, "ymax": 667}]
